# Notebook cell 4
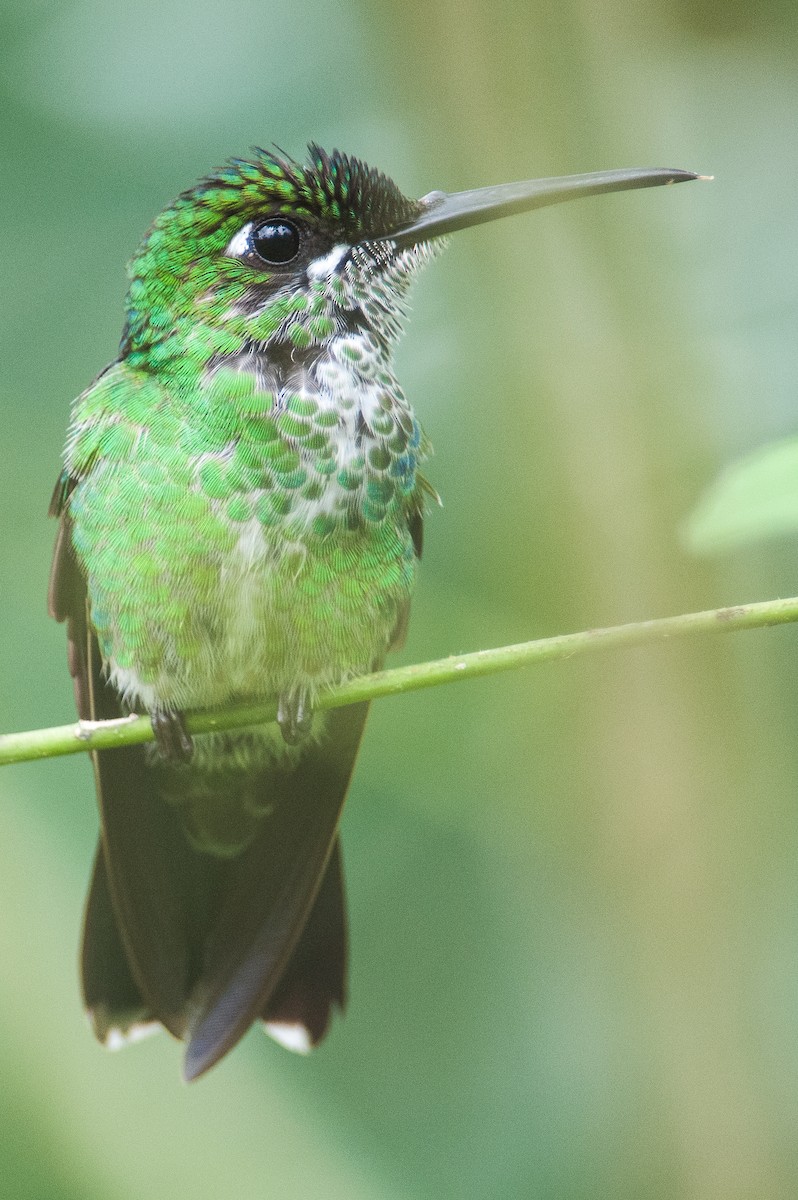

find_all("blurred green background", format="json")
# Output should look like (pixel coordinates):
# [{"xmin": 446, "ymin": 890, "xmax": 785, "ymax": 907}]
[{"xmin": 3, "ymin": 1, "xmax": 798, "ymax": 1196}]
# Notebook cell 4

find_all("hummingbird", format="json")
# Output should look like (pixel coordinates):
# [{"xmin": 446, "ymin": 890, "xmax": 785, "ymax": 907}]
[{"xmin": 49, "ymin": 145, "xmax": 698, "ymax": 1080}]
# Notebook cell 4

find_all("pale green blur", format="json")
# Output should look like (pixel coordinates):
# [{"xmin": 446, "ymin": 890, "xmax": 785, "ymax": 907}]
[{"xmin": 2, "ymin": 1, "xmax": 798, "ymax": 1197}]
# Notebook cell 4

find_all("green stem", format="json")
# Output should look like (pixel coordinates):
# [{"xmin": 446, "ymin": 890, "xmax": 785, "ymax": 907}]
[{"xmin": 3, "ymin": 593, "xmax": 798, "ymax": 767}]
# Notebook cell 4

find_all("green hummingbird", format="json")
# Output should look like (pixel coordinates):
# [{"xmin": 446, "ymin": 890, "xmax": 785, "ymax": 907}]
[{"xmin": 49, "ymin": 146, "xmax": 698, "ymax": 1079}]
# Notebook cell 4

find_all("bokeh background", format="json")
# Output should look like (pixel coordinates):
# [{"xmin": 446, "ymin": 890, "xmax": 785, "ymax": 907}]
[{"xmin": 2, "ymin": 1, "xmax": 798, "ymax": 1196}]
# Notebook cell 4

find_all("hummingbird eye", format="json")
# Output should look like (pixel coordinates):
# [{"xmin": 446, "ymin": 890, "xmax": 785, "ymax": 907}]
[{"xmin": 250, "ymin": 219, "xmax": 302, "ymax": 265}]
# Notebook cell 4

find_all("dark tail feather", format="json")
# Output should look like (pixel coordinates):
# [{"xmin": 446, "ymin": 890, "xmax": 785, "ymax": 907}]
[
  {"xmin": 81, "ymin": 846, "xmax": 156, "ymax": 1045},
  {"xmin": 262, "ymin": 838, "xmax": 348, "ymax": 1052},
  {"xmin": 91, "ymin": 739, "xmax": 196, "ymax": 1041}
]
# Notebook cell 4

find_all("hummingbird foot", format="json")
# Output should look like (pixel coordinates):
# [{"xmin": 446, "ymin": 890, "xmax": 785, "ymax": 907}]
[
  {"xmin": 151, "ymin": 708, "xmax": 194, "ymax": 762},
  {"xmin": 277, "ymin": 692, "xmax": 313, "ymax": 745}
]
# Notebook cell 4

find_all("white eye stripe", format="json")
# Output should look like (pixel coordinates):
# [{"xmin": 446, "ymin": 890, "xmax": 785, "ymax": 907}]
[
  {"xmin": 307, "ymin": 243, "xmax": 350, "ymax": 280},
  {"xmin": 224, "ymin": 221, "xmax": 254, "ymax": 257}
]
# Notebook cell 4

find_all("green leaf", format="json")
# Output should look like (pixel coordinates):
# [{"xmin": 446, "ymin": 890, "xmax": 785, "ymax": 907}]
[{"xmin": 684, "ymin": 438, "xmax": 798, "ymax": 554}]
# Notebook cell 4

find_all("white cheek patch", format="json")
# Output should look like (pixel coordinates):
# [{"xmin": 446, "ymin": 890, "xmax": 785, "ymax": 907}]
[
  {"xmin": 307, "ymin": 243, "xmax": 350, "ymax": 280},
  {"xmin": 224, "ymin": 221, "xmax": 254, "ymax": 258}
]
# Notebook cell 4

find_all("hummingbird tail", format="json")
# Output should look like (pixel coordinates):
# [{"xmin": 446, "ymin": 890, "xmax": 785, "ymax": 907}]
[
  {"xmin": 179, "ymin": 704, "xmax": 367, "ymax": 1081},
  {"xmin": 80, "ymin": 831, "xmax": 349, "ymax": 1063},
  {"xmin": 77, "ymin": 701, "xmax": 368, "ymax": 1080}
]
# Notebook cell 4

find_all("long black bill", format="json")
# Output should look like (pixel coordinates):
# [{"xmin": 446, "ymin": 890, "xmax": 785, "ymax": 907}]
[{"xmin": 386, "ymin": 167, "xmax": 704, "ymax": 246}]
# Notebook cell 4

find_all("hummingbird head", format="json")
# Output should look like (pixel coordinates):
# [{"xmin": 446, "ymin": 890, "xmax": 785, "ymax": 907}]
[
  {"xmin": 122, "ymin": 145, "xmax": 444, "ymax": 378},
  {"xmin": 121, "ymin": 147, "xmax": 700, "ymax": 385}
]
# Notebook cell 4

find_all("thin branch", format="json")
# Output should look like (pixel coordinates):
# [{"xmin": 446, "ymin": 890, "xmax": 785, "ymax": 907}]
[{"xmin": 3, "ymin": 593, "xmax": 798, "ymax": 767}]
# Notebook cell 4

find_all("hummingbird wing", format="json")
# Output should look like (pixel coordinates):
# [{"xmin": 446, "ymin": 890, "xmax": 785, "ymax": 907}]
[
  {"xmin": 386, "ymin": 508, "xmax": 424, "ymax": 652},
  {"xmin": 50, "ymin": 483, "xmax": 369, "ymax": 1077},
  {"xmin": 49, "ymin": 494, "xmax": 197, "ymax": 1039}
]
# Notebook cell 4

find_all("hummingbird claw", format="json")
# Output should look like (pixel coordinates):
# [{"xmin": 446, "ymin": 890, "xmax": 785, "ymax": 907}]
[
  {"xmin": 151, "ymin": 709, "xmax": 194, "ymax": 762},
  {"xmin": 277, "ymin": 693, "xmax": 313, "ymax": 745}
]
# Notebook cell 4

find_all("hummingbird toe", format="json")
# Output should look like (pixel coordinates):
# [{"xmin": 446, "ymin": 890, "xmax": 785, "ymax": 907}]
[
  {"xmin": 151, "ymin": 709, "xmax": 194, "ymax": 762},
  {"xmin": 277, "ymin": 692, "xmax": 313, "ymax": 745}
]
